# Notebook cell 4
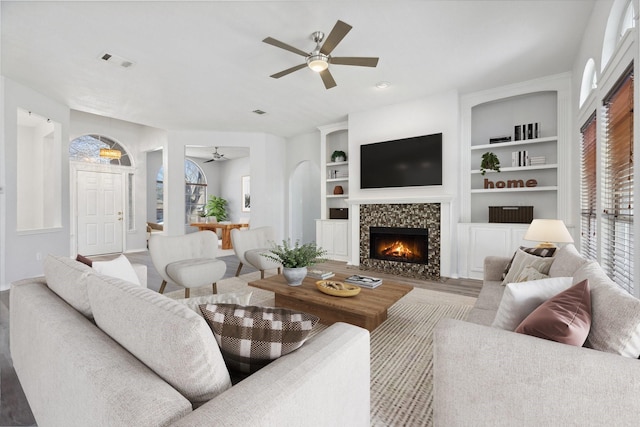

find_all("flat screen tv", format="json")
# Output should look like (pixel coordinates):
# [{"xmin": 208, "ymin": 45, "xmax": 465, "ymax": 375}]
[{"xmin": 360, "ymin": 132, "xmax": 442, "ymax": 189}]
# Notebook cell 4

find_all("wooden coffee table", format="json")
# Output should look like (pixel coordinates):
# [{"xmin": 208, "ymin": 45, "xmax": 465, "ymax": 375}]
[{"xmin": 249, "ymin": 273, "xmax": 413, "ymax": 331}]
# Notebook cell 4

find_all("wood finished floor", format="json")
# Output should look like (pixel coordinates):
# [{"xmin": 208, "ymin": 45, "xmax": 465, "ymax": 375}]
[{"xmin": 0, "ymin": 250, "xmax": 481, "ymax": 426}]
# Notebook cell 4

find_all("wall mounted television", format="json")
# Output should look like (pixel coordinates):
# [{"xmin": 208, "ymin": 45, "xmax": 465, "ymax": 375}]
[{"xmin": 360, "ymin": 132, "xmax": 443, "ymax": 189}]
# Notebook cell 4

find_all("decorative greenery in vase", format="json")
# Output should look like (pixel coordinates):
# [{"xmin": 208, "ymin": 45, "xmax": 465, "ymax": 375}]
[
  {"xmin": 331, "ymin": 150, "xmax": 347, "ymax": 162},
  {"xmin": 204, "ymin": 195, "xmax": 229, "ymax": 221},
  {"xmin": 262, "ymin": 240, "xmax": 327, "ymax": 268},
  {"xmin": 480, "ymin": 152, "xmax": 501, "ymax": 175}
]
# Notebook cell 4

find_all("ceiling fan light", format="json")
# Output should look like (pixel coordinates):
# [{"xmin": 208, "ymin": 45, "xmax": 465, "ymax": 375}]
[{"xmin": 307, "ymin": 54, "xmax": 329, "ymax": 72}]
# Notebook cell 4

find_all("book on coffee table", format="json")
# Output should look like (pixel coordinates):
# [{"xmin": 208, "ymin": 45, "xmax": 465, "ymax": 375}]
[
  {"xmin": 308, "ymin": 269, "xmax": 335, "ymax": 279},
  {"xmin": 345, "ymin": 274, "xmax": 383, "ymax": 289}
]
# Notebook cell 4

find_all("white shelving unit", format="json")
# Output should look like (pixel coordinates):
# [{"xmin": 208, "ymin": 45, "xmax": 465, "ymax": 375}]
[
  {"xmin": 458, "ymin": 73, "xmax": 572, "ymax": 279},
  {"xmin": 317, "ymin": 122, "xmax": 350, "ymax": 262}
]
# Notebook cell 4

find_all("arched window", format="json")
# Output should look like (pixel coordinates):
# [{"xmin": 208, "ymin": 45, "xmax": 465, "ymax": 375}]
[
  {"xmin": 602, "ymin": 0, "xmax": 636, "ymax": 71},
  {"xmin": 69, "ymin": 134, "xmax": 132, "ymax": 166},
  {"xmin": 579, "ymin": 58, "xmax": 598, "ymax": 107},
  {"xmin": 156, "ymin": 159, "xmax": 207, "ymax": 223}
]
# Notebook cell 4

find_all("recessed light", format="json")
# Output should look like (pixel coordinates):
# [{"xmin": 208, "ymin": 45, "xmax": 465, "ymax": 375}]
[{"xmin": 375, "ymin": 81, "xmax": 390, "ymax": 89}]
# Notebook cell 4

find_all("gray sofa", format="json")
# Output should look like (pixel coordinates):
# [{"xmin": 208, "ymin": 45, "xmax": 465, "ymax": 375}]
[
  {"xmin": 434, "ymin": 244, "xmax": 640, "ymax": 426},
  {"xmin": 10, "ymin": 255, "xmax": 370, "ymax": 427}
]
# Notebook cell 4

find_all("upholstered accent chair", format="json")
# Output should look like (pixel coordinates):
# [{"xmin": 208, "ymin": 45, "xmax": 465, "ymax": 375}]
[
  {"xmin": 149, "ymin": 231, "xmax": 226, "ymax": 298},
  {"xmin": 231, "ymin": 226, "xmax": 282, "ymax": 278}
]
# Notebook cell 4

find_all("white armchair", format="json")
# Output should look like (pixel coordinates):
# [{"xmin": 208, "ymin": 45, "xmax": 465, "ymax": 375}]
[
  {"xmin": 149, "ymin": 231, "xmax": 226, "ymax": 298},
  {"xmin": 230, "ymin": 226, "xmax": 281, "ymax": 278}
]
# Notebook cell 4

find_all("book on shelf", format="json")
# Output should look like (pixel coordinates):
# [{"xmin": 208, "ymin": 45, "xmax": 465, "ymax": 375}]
[
  {"xmin": 345, "ymin": 274, "xmax": 383, "ymax": 288},
  {"xmin": 307, "ymin": 269, "xmax": 335, "ymax": 280}
]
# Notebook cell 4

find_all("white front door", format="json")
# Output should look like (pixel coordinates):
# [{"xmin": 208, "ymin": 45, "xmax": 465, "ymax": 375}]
[{"xmin": 77, "ymin": 171, "xmax": 123, "ymax": 255}]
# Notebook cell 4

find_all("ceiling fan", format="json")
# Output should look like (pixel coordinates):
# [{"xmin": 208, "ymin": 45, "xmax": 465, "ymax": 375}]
[
  {"xmin": 263, "ymin": 20, "xmax": 379, "ymax": 89},
  {"xmin": 204, "ymin": 147, "xmax": 227, "ymax": 163}
]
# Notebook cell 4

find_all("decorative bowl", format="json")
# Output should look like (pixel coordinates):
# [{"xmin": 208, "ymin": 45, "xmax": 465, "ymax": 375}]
[{"xmin": 316, "ymin": 280, "xmax": 361, "ymax": 297}]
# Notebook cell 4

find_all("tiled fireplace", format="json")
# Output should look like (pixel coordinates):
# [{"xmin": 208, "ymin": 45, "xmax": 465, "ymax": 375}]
[{"xmin": 359, "ymin": 203, "xmax": 440, "ymax": 280}]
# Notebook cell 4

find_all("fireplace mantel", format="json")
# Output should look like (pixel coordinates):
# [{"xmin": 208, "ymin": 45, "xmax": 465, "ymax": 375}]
[{"xmin": 346, "ymin": 194, "xmax": 454, "ymax": 205}]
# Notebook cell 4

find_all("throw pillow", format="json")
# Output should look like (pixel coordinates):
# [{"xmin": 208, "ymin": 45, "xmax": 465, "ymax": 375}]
[
  {"xmin": 492, "ymin": 276, "xmax": 573, "ymax": 331},
  {"xmin": 200, "ymin": 303, "xmax": 319, "ymax": 373},
  {"xmin": 574, "ymin": 261, "xmax": 640, "ymax": 358},
  {"xmin": 175, "ymin": 292, "xmax": 253, "ymax": 317},
  {"xmin": 501, "ymin": 248, "xmax": 556, "ymax": 286},
  {"xmin": 515, "ymin": 279, "xmax": 591, "ymax": 346},
  {"xmin": 75, "ymin": 254, "xmax": 93, "ymax": 267},
  {"xmin": 86, "ymin": 274, "xmax": 232, "ymax": 405},
  {"xmin": 516, "ymin": 265, "xmax": 549, "ymax": 282},
  {"xmin": 501, "ymin": 246, "xmax": 556, "ymax": 281},
  {"xmin": 548, "ymin": 243, "xmax": 588, "ymax": 277},
  {"xmin": 92, "ymin": 254, "xmax": 141, "ymax": 285},
  {"xmin": 44, "ymin": 255, "xmax": 94, "ymax": 318}
]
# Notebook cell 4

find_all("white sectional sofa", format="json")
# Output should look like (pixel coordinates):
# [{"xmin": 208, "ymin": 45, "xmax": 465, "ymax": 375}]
[
  {"xmin": 10, "ymin": 255, "xmax": 370, "ymax": 427},
  {"xmin": 433, "ymin": 244, "xmax": 640, "ymax": 425}
]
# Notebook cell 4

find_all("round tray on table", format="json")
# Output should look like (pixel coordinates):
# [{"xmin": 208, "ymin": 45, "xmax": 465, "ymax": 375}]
[{"xmin": 316, "ymin": 280, "xmax": 361, "ymax": 297}]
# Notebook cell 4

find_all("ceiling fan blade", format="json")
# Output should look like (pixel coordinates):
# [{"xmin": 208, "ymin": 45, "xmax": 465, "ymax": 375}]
[
  {"xmin": 204, "ymin": 159, "xmax": 214, "ymax": 163},
  {"xmin": 331, "ymin": 57, "xmax": 379, "ymax": 67},
  {"xmin": 270, "ymin": 63, "xmax": 307, "ymax": 79},
  {"xmin": 320, "ymin": 20, "xmax": 352, "ymax": 55},
  {"xmin": 262, "ymin": 37, "xmax": 309, "ymax": 57},
  {"xmin": 320, "ymin": 69, "xmax": 337, "ymax": 89}
]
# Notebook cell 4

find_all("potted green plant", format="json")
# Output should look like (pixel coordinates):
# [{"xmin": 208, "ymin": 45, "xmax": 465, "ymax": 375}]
[
  {"xmin": 331, "ymin": 150, "xmax": 347, "ymax": 162},
  {"xmin": 480, "ymin": 152, "xmax": 501, "ymax": 175},
  {"xmin": 262, "ymin": 240, "xmax": 327, "ymax": 286},
  {"xmin": 204, "ymin": 195, "xmax": 228, "ymax": 222}
]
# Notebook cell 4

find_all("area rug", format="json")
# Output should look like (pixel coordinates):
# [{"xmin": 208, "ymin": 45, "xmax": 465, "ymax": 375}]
[{"xmin": 166, "ymin": 272, "xmax": 474, "ymax": 427}]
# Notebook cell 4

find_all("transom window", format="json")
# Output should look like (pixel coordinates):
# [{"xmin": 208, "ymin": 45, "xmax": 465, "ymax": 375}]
[{"xmin": 69, "ymin": 134, "xmax": 131, "ymax": 166}]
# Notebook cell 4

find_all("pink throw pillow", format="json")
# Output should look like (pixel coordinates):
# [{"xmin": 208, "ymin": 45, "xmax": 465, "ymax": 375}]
[{"xmin": 515, "ymin": 279, "xmax": 591, "ymax": 346}]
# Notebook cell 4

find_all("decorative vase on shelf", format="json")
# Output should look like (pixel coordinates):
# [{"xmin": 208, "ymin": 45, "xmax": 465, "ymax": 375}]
[
  {"xmin": 333, "ymin": 185, "xmax": 344, "ymax": 195},
  {"xmin": 282, "ymin": 267, "xmax": 308, "ymax": 286}
]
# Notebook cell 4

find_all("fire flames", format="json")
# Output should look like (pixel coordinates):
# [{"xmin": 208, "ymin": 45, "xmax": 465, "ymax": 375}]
[{"xmin": 380, "ymin": 241, "xmax": 415, "ymax": 260}]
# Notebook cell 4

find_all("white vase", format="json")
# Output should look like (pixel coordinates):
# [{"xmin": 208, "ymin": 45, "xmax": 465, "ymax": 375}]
[{"xmin": 282, "ymin": 267, "xmax": 307, "ymax": 286}]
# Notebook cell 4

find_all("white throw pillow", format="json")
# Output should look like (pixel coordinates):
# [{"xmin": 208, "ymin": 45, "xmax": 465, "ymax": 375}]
[
  {"xmin": 501, "ymin": 248, "xmax": 555, "ymax": 286},
  {"xmin": 92, "ymin": 254, "xmax": 141, "ymax": 285},
  {"xmin": 492, "ymin": 276, "xmax": 574, "ymax": 331},
  {"xmin": 175, "ymin": 291, "xmax": 253, "ymax": 317}
]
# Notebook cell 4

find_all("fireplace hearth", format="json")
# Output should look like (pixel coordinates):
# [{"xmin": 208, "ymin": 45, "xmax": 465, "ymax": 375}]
[{"xmin": 369, "ymin": 227, "xmax": 428, "ymax": 264}]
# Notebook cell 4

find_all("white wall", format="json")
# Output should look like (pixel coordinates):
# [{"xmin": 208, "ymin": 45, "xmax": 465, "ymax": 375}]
[
  {"xmin": 2, "ymin": 78, "xmax": 71, "ymax": 289},
  {"xmin": 347, "ymin": 90, "xmax": 460, "ymax": 277},
  {"xmin": 218, "ymin": 156, "xmax": 250, "ymax": 222},
  {"xmin": 286, "ymin": 131, "xmax": 321, "ymax": 244}
]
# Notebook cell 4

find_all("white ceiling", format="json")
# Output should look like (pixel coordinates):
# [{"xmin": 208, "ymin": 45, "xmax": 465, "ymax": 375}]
[{"xmin": 2, "ymin": 1, "xmax": 595, "ymax": 139}]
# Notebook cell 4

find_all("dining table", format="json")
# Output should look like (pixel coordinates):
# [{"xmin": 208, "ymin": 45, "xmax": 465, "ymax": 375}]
[{"xmin": 190, "ymin": 222, "xmax": 249, "ymax": 250}]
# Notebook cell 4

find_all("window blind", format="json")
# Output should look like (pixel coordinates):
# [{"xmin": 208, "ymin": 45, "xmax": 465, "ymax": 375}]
[
  {"xmin": 602, "ymin": 66, "xmax": 634, "ymax": 293},
  {"xmin": 580, "ymin": 112, "xmax": 597, "ymax": 261}
]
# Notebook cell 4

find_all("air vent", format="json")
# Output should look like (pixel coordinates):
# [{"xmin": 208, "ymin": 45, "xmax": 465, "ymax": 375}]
[
  {"xmin": 252, "ymin": 109, "xmax": 267, "ymax": 115},
  {"xmin": 99, "ymin": 51, "xmax": 135, "ymax": 69}
]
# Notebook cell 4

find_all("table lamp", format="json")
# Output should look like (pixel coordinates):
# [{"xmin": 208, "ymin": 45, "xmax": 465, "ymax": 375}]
[{"xmin": 523, "ymin": 219, "xmax": 574, "ymax": 248}]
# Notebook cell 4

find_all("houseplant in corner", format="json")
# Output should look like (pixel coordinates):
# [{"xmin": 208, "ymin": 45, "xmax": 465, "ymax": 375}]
[
  {"xmin": 204, "ymin": 195, "xmax": 229, "ymax": 222},
  {"xmin": 480, "ymin": 151, "xmax": 501, "ymax": 175},
  {"xmin": 262, "ymin": 240, "xmax": 327, "ymax": 286}
]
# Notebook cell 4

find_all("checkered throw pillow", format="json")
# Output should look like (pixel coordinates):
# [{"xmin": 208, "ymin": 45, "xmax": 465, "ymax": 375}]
[{"xmin": 200, "ymin": 304, "xmax": 319, "ymax": 373}]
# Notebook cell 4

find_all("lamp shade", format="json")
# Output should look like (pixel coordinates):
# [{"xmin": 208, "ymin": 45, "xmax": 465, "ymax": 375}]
[{"xmin": 524, "ymin": 219, "xmax": 574, "ymax": 247}]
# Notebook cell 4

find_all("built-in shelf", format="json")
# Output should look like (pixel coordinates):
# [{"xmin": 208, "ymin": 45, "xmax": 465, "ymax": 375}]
[
  {"xmin": 471, "ymin": 185, "xmax": 558, "ymax": 193},
  {"xmin": 471, "ymin": 136, "xmax": 557, "ymax": 151},
  {"xmin": 327, "ymin": 177, "xmax": 349, "ymax": 182},
  {"xmin": 471, "ymin": 163, "xmax": 558, "ymax": 174},
  {"xmin": 326, "ymin": 194, "xmax": 349, "ymax": 198},
  {"xmin": 326, "ymin": 161, "xmax": 348, "ymax": 167}
]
